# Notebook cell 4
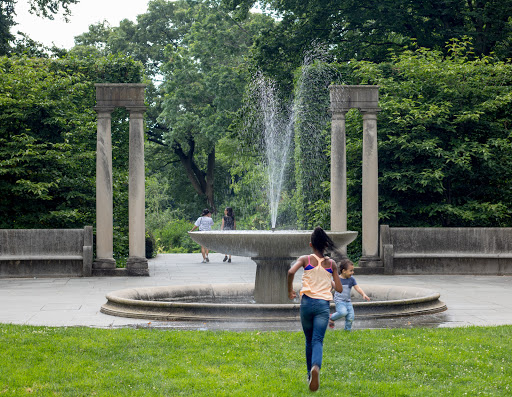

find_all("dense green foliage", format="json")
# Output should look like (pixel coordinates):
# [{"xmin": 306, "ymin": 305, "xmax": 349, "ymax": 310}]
[
  {"xmin": 1, "ymin": 0, "xmax": 79, "ymax": 55},
  {"xmin": 157, "ymin": 1, "xmax": 273, "ymax": 212},
  {"xmin": 0, "ymin": 54, "xmax": 144, "ymax": 262},
  {"xmin": 1, "ymin": 0, "xmax": 512, "ymax": 258},
  {"xmin": 223, "ymin": 0, "xmax": 512, "ymax": 86},
  {"xmin": 346, "ymin": 41, "xmax": 512, "ymax": 227},
  {"xmin": 279, "ymin": 42, "xmax": 512, "ymax": 260},
  {"xmin": 0, "ymin": 324, "xmax": 511, "ymax": 395}
]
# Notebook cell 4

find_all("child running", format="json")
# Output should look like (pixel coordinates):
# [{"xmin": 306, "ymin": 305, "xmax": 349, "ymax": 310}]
[
  {"xmin": 329, "ymin": 259, "xmax": 370, "ymax": 330},
  {"xmin": 288, "ymin": 227, "xmax": 343, "ymax": 392}
]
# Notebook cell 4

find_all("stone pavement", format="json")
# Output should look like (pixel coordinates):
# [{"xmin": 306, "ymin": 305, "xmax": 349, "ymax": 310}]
[{"xmin": 0, "ymin": 253, "xmax": 511, "ymax": 330}]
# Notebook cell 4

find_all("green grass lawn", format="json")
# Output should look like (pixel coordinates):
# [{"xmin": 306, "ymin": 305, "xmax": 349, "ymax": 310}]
[{"xmin": 1, "ymin": 324, "xmax": 511, "ymax": 396}]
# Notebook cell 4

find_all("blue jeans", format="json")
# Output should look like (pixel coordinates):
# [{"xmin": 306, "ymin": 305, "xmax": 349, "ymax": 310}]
[
  {"xmin": 300, "ymin": 294, "xmax": 330, "ymax": 374},
  {"xmin": 331, "ymin": 301, "xmax": 355, "ymax": 331}
]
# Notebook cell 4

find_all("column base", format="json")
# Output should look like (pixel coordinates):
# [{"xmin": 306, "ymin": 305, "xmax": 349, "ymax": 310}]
[
  {"xmin": 358, "ymin": 256, "xmax": 383, "ymax": 268},
  {"xmin": 93, "ymin": 258, "xmax": 116, "ymax": 269},
  {"xmin": 126, "ymin": 256, "xmax": 149, "ymax": 276}
]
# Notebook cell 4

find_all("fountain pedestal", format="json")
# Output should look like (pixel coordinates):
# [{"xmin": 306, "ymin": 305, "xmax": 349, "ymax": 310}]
[{"xmin": 253, "ymin": 257, "xmax": 294, "ymax": 304}]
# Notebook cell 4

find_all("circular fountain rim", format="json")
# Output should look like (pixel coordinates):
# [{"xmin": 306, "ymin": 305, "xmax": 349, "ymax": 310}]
[
  {"xmin": 187, "ymin": 229, "xmax": 358, "ymax": 258},
  {"xmin": 101, "ymin": 283, "xmax": 447, "ymax": 322}
]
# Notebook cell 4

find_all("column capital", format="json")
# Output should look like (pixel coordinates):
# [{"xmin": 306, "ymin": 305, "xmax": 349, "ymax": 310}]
[
  {"xmin": 330, "ymin": 110, "xmax": 348, "ymax": 120},
  {"xmin": 94, "ymin": 106, "xmax": 115, "ymax": 115},
  {"xmin": 126, "ymin": 106, "xmax": 147, "ymax": 115},
  {"xmin": 360, "ymin": 108, "xmax": 381, "ymax": 116}
]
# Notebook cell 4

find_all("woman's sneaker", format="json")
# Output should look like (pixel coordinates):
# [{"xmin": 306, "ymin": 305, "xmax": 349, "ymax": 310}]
[{"xmin": 309, "ymin": 365, "xmax": 320, "ymax": 391}]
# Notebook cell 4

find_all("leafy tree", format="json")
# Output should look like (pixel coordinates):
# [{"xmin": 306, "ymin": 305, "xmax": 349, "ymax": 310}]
[
  {"xmin": 74, "ymin": 0, "xmax": 193, "ymax": 79},
  {"xmin": 223, "ymin": 0, "xmax": 512, "ymax": 86},
  {"xmin": 76, "ymin": 0, "xmax": 274, "ymax": 214},
  {"xmin": 0, "ymin": 53, "xmax": 144, "ymax": 263},
  {"xmin": 0, "ymin": 1, "xmax": 15, "ymax": 54},
  {"xmin": 1, "ymin": 0, "xmax": 79, "ymax": 55},
  {"xmin": 338, "ymin": 40, "xmax": 512, "ymax": 228},
  {"xmin": 158, "ymin": 1, "xmax": 274, "ymax": 213}
]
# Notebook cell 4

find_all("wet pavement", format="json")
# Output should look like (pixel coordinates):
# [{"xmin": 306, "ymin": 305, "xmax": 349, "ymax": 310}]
[{"xmin": 0, "ymin": 253, "xmax": 511, "ymax": 331}]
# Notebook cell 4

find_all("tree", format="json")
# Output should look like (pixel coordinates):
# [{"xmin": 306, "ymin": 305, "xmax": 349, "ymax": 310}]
[
  {"xmin": 0, "ymin": 53, "xmax": 144, "ymax": 262},
  {"xmin": 1, "ymin": 0, "xmax": 79, "ymax": 55},
  {"xmin": 0, "ymin": 1, "xmax": 15, "ymax": 54},
  {"xmin": 222, "ymin": 0, "xmax": 512, "ymax": 85},
  {"xmin": 76, "ymin": 0, "xmax": 274, "ymax": 214},
  {"xmin": 339, "ymin": 40, "xmax": 512, "ymax": 228}
]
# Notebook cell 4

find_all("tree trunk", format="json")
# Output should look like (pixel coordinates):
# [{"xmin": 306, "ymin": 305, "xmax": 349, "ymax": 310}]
[{"xmin": 172, "ymin": 139, "xmax": 216, "ymax": 212}]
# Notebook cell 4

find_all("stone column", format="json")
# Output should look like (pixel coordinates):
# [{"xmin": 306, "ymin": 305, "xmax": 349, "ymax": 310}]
[
  {"xmin": 359, "ymin": 110, "xmax": 382, "ymax": 267},
  {"xmin": 331, "ymin": 111, "xmax": 348, "ymax": 233},
  {"xmin": 93, "ymin": 107, "xmax": 116, "ymax": 270},
  {"xmin": 126, "ymin": 107, "xmax": 149, "ymax": 276}
]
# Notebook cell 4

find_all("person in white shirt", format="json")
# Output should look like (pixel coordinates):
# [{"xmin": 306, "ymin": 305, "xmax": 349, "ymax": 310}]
[{"xmin": 190, "ymin": 209, "xmax": 214, "ymax": 263}]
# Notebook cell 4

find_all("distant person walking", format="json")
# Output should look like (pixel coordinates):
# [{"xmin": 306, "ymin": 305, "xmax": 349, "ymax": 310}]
[
  {"xmin": 329, "ymin": 259, "xmax": 370, "ymax": 330},
  {"xmin": 221, "ymin": 207, "xmax": 236, "ymax": 263},
  {"xmin": 190, "ymin": 209, "xmax": 214, "ymax": 263},
  {"xmin": 287, "ymin": 227, "xmax": 343, "ymax": 392}
]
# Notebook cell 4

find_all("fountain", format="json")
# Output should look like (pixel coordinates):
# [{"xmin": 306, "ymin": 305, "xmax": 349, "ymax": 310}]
[
  {"xmin": 101, "ymin": 55, "xmax": 448, "ymax": 326},
  {"xmin": 184, "ymin": 70, "xmax": 358, "ymax": 304},
  {"xmin": 188, "ymin": 230, "xmax": 357, "ymax": 304}
]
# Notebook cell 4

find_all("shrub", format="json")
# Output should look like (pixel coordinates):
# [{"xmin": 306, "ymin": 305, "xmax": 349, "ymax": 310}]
[
  {"xmin": 145, "ymin": 230, "xmax": 157, "ymax": 259},
  {"xmin": 152, "ymin": 218, "xmax": 200, "ymax": 253}
]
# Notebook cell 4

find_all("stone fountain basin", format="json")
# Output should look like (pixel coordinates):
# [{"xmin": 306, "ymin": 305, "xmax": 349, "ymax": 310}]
[
  {"xmin": 100, "ymin": 284, "xmax": 447, "ymax": 322},
  {"xmin": 188, "ymin": 230, "xmax": 359, "ymax": 304},
  {"xmin": 188, "ymin": 230, "xmax": 358, "ymax": 258}
]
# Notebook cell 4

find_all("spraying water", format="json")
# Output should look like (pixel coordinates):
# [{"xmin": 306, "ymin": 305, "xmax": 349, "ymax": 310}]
[
  {"xmin": 252, "ymin": 74, "xmax": 294, "ymax": 230},
  {"xmin": 246, "ymin": 44, "xmax": 340, "ymax": 230}
]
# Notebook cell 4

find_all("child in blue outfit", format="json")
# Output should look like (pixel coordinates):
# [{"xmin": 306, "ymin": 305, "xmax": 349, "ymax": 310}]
[{"xmin": 329, "ymin": 259, "xmax": 370, "ymax": 330}]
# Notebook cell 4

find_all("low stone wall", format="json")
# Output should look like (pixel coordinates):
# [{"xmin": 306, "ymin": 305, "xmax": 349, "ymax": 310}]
[
  {"xmin": 0, "ymin": 227, "xmax": 93, "ymax": 277},
  {"xmin": 380, "ymin": 225, "xmax": 512, "ymax": 275}
]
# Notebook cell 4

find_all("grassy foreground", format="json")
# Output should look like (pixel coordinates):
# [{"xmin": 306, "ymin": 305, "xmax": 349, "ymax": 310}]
[{"xmin": 1, "ymin": 324, "xmax": 511, "ymax": 396}]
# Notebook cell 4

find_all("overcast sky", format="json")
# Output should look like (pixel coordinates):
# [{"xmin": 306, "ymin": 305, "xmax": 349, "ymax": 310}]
[{"xmin": 14, "ymin": 0, "xmax": 150, "ymax": 49}]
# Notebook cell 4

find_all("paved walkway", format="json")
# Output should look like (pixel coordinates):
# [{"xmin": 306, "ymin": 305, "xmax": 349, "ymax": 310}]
[{"xmin": 1, "ymin": 253, "xmax": 511, "ymax": 330}]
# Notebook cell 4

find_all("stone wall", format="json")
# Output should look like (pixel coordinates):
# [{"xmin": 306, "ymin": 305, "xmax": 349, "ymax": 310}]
[
  {"xmin": 380, "ymin": 225, "xmax": 512, "ymax": 275},
  {"xmin": 0, "ymin": 227, "xmax": 93, "ymax": 277}
]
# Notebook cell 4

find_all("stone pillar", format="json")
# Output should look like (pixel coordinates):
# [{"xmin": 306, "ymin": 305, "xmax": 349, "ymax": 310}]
[
  {"xmin": 329, "ymin": 85, "xmax": 382, "ymax": 267},
  {"xmin": 330, "ymin": 111, "xmax": 348, "ymax": 233},
  {"xmin": 359, "ymin": 111, "xmax": 382, "ymax": 267},
  {"xmin": 94, "ymin": 84, "xmax": 148, "ymax": 276},
  {"xmin": 126, "ymin": 107, "xmax": 149, "ymax": 276},
  {"xmin": 93, "ymin": 107, "xmax": 116, "ymax": 270}
]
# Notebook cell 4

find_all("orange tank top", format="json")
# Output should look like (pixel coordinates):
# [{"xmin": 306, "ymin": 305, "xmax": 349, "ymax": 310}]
[{"xmin": 300, "ymin": 254, "xmax": 334, "ymax": 301}]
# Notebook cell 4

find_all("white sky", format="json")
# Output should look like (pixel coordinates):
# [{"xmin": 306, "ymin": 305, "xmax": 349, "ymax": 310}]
[{"xmin": 14, "ymin": 0, "xmax": 150, "ymax": 49}]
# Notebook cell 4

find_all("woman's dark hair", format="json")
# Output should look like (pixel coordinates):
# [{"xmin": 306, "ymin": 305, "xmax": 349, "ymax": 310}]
[
  {"xmin": 310, "ymin": 227, "xmax": 337, "ymax": 254},
  {"xmin": 201, "ymin": 209, "xmax": 210, "ymax": 216},
  {"xmin": 225, "ymin": 207, "xmax": 234, "ymax": 218}
]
